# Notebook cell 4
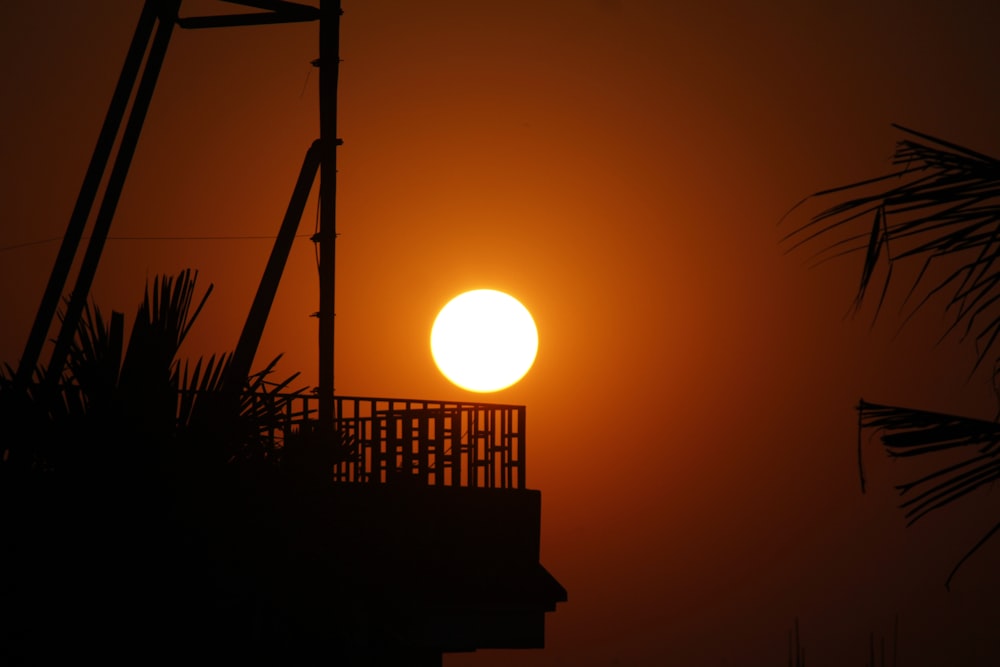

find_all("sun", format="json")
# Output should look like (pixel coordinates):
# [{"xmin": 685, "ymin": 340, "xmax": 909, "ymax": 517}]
[{"xmin": 431, "ymin": 289, "xmax": 538, "ymax": 393}]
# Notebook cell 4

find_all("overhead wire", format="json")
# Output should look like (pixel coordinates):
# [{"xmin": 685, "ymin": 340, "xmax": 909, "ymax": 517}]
[
  {"xmin": 0, "ymin": 237, "xmax": 62, "ymax": 252},
  {"xmin": 0, "ymin": 234, "xmax": 312, "ymax": 253}
]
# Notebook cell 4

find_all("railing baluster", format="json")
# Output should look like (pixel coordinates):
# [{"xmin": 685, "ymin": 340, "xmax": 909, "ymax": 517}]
[{"xmin": 201, "ymin": 390, "xmax": 528, "ymax": 490}]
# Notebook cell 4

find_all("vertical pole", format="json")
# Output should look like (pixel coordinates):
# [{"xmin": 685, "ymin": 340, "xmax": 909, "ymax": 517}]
[
  {"xmin": 14, "ymin": 1, "xmax": 158, "ymax": 389},
  {"xmin": 318, "ymin": 1, "xmax": 341, "ymax": 432}
]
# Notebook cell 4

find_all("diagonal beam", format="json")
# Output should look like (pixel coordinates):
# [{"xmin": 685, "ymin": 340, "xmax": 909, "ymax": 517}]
[
  {"xmin": 224, "ymin": 140, "xmax": 322, "ymax": 393},
  {"xmin": 178, "ymin": 11, "xmax": 318, "ymax": 29},
  {"xmin": 42, "ymin": 0, "xmax": 181, "ymax": 391},
  {"xmin": 179, "ymin": 0, "xmax": 319, "ymax": 29},
  {"xmin": 219, "ymin": 0, "xmax": 318, "ymax": 12},
  {"xmin": 14, "ymin": 1, "xmax": 159, "ymax": 390}
]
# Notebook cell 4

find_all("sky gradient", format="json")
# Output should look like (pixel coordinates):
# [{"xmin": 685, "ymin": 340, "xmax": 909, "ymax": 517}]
[{"xmin": 3, "ymin": 1, "xmax": 1000, "ymax": 664}]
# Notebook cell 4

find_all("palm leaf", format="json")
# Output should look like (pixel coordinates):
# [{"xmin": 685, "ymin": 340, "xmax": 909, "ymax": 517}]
[
  {"xmin": 174, "ymin": 352, "xmax": 231, "ymax": 428},
  {"xmin": 176, "ymin": 352, "xmax": 310, "ymax": 466},
  {"xmin": 119, "ymin": 270, "xmax": 213, "ymax": 394},
  {"xmin": 859, "ymin": 399, "xmax": 1000, "ymax": 588},
  {"xmin": 784, "ymin": 125, "xmax": 1000, "ymax": 370},
  {"xmin": 64, "ymin": 304, "xmax": 125, "ymax": 416},
  {"xmin": 235, "ymin": 354, "xmax": 308, "ymax": 461},
  {"xmin": 117, "ymin": 271, "xmax": 216, "ymax": 434}
]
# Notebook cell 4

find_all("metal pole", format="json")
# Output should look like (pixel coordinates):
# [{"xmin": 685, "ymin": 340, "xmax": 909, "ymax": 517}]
[
  {"xmin": 318, "ymin": 0, "xmax": 341, "ymax": 431},
  {"xmin": 43, "ymin": 0, "xmax": 180, "ymax": 390},
  {"xmin": 14, "ymin": 1, "xmax": 159, "ymax": 389}
]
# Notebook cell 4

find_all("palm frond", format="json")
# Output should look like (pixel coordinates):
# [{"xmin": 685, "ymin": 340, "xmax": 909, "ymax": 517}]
[
  {"xmin": 175, "ymin": 352, "xmax": 310, "ymax": 466},
  {"xmin": 785, "ymin": 125, "xmax": 1000, "ymax": 370},
  {"xmin": 860, "ymin": 400, "xmax": 1000, "ymax": 457},
  {"xmin": 859, "ymin": 399, "xmax": 1000, "ymax": 587},
  {"xmin": 235, "ymin": 354, "xmax": 309, "ymax": 460},
  {"xmin": 174, "ymin": 352, "xmax": 232, "ymax": 428},
  {"xmin": 64, "ymin": 305, "xmax": 125, "ymax": 415},
  {"xmin": 119, "ymin": 270, "xmax": 213, "ymax": 394}
]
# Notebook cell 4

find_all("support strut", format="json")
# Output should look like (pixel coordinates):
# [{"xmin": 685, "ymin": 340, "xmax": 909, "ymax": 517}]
[
  {"xmin": 14, "ymin": 1, "xmax": 160, "ymax": 390},
  {"xmin": 224, "ymin": 140, "xmax": 322, "ymax": 393},
  {"xmin": 41, "ymin": 0, "xmax": 181, "ymax": 392}
]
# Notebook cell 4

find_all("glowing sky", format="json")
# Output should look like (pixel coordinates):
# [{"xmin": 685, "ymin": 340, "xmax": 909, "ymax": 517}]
[{"xmin": 3, "ymin": 1, "xmax": 1000, "ymax": 664}]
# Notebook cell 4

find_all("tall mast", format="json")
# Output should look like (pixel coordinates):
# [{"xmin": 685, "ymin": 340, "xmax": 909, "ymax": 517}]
[{"xmin": 318, "ymin": 1, "xmax": 341, "ymax": 430}]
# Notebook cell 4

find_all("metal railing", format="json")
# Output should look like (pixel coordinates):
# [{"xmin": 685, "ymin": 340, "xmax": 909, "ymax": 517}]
[
  {"xmin": 12, "ymin": 384, "xmax": 527, "ymax": 490},
  {"xmin": 278, "ymin": 395, "xmax": 526, "ymax": 490}
]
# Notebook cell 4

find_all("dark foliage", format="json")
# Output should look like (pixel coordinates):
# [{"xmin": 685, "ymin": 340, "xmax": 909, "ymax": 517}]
[
  {"xmin": 0, "ymin": 270, "xmax": 331, "ymax": 665},
  {"xmin": 784, "ymin": 125, "xmax": 1000, "ymax": 370},
  {"xmin": 786, "ymin": 126, "xmax": 1000, "ymax": 587}
]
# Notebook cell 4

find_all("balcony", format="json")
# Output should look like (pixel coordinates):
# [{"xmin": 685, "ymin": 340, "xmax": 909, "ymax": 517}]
[{"xmin": 264, "ymin": 394, "xmax": 527, "ymax": 489}]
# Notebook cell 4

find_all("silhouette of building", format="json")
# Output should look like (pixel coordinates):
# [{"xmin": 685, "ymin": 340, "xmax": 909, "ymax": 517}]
[{"xmin": 2, "ymin": 2, "xmax": 565, "ymax": 665}]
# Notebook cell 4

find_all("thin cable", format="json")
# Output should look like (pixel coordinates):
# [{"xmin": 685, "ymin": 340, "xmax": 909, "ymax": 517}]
[
  {"xmin": 0, "ymin": 237, "xmax": 61, "ymax": 253},
  {"xmin": 0, "ymin": 234, "xmax": 312, "ymax": 253},
  {"xmin": 108, "ymin": 234, "xmax": 313, "ymax": 240}
]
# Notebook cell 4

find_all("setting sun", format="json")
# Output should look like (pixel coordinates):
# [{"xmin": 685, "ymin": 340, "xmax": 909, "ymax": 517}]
[{"xmin": 430, "ymin": 289, "xmax": 538, "ymax": 393}]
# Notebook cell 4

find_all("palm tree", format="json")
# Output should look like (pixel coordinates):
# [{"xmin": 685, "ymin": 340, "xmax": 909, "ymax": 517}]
[
  {"xmin": 0, "ymin": 268, "xmax": 307, "ymax": 477},
  {"xmin": 784, "ymin": 124, "xmax": 1000, "ymax": 589},
  {"xmin": 0, "ymin": 269, "xmax": 316, "ymax": 663}
]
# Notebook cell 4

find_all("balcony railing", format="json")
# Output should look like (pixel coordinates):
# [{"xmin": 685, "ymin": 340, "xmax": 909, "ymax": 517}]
[
  {"xmin": 275, "ymin": 395, "xmax": 526, "ymax": 490},
  {"xmin": 15, "ymin": 384, "xmax": 527, "ymax": 491}
]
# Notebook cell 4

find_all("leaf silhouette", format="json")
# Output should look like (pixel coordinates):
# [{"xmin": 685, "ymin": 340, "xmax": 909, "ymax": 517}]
[{"xmin": 784, "ymin": 124, "xmax": 1000, "ymax": 371}]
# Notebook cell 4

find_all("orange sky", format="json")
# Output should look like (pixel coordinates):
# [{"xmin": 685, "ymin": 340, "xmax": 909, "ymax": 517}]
[{"xmin": 3, "ymin": 1, "xmax": 1000, "ymax": 664}]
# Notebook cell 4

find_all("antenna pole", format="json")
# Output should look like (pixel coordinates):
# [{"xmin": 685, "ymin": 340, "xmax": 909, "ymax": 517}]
[{"xmin": 318, "ymin": 0, "xmax": 341, "ymax": 430}]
